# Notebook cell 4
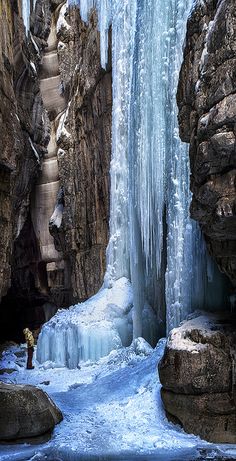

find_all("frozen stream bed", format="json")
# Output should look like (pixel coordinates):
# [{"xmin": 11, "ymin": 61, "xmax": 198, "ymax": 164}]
[{"xmin": 0, "ymin": 340, "xmax": 235, "ymax": 461}]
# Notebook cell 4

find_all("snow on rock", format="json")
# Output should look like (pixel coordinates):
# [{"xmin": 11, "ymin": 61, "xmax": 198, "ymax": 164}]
[
  {"xmin": 49, "ymin": 203, "xmax": 63, "ymax": 229},
  {"xmin": 56, "ymin": 103, "xmax": 71, "ymax": 142},
  {"xmin": 30, "ymin": 33, "xmax": 40, "ymax": 55},
  {"xmin": 30, "ymin": 61, "xmax": 37, "ymax": 74},
  {"xmin": 29, "ymin": 137, "xmax": 40, "ymax": 163},
  {"xmin": 57, "ymin": 4, "xmax": 71, "ymax": 33}
]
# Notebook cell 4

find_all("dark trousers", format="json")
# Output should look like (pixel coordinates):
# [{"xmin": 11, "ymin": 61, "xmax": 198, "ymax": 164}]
[{"xmin": 27, "ymin": 347, "xmax": 34, "ymax": 369}]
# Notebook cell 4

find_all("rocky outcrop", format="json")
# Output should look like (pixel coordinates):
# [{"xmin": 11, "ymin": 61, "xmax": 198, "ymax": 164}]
[
  {"xmin": 159, "ymin": 313, "xmax": 236, "ymax": 443},
  {"xmin": 177, "ymin": 0, "xmax": 236, "ymax": 286},
  {"xmin": 0, "ymin": 382, "xmax": 62, "ymax": 440},
  {"xmin": 51, "ymin": 7, "xmax": 112, "ymax": 301}
]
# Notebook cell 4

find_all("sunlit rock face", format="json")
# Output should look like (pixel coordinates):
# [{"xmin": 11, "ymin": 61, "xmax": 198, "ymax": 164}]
[
  {"xmin": 31, "ymin": 2, "xmax": 66, "ymax": 302},
  {"xmin": 177, "ymin": 0, "xmax": 236, "ymax": 287},
  {"xmin": 32, "ymin": 3, "xmax": 111, "ymax": 305}
]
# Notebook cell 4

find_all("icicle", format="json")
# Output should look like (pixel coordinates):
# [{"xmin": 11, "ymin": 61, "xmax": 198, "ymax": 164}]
[
  {"xmin": 68, "ymin": 0, "xmax": 112, "ymax": 69},
  {"xmin": 104, "ymin": 0, "xmax": 137, "ymax": 287},
  {"xmin": 22, "ymin": 0, "xmax": 31, "ymax": 33},
  {"xmin": 22, "ymin": 0, "xmax": 38, "ymax": 35},
  {"xmin": 38, "ymin": 0, "xmax": 228, "ymax": 368},
  {"xmin": 37, "ymin": 277, "xmax": 157, "ymax": 367}
]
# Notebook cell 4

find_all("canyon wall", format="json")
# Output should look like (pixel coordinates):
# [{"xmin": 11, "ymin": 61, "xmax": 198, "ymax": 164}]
[
  {"xmin": 0, "ymin": 0, "xmax": 50, "ymax": 339},
  {"xmin": 177, "ymin": 0, "xmax": 236, "ymax": 287},
  {"xmin": 0, "ymin": 1, "xmax": 111, "ymax": 341},
  {"xmin": 54, "ymin": 7, "xmax": 111, "ymax": 302}
]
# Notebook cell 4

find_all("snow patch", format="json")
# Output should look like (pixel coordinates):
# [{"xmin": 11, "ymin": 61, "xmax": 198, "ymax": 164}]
[
  {"xmin": 29, "ymin": 137, "xmax": 40, "ymax": 163},
  {"xmin": 49, "ymin": 203, "xmax": 63, "ymax": 229},
  {"xmin": 30, "ymin": 61, "xmax": 37, "ymax": 74},
  {"xmin": 56, "ymin": 103, "xmax": 71, "ymax": 142},
  {"xmin": 57, "ymin": 4, "xmax": 71, "ymax": 33},
  {"xmin": 30, "ymin": 33, "xmax": 40, "ymax": 55}
]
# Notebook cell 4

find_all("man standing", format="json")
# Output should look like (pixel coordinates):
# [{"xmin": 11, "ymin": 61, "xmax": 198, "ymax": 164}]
[{"xmin": 23, "ymin": 328, "xmax": 35, "ymax": 370}]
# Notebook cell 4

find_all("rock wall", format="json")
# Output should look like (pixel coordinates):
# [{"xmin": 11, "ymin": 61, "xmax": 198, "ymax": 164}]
[
  {"xmin": 0, "ymin": 1, "xmax": 111, "ymax": 341},
  {"xmin": 52, "ymin": 7, "xmax": 111, "ymax": 301},
  {"xmin": 177, "ymin": 0, "xmax": 236, "ymax": 287},
  {"xmin": 0, "ymin": 1, "xmax": 49, "ymax": 306}
]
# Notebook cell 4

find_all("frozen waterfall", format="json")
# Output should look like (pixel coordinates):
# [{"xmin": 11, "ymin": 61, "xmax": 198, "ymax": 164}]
[
  {"xmin": 37, "ymin": 0, "xmax": 228, "ymax": 368},
  {"xmin": 22, "ymin": 0, "xmax": 38, "ymax": 34}
]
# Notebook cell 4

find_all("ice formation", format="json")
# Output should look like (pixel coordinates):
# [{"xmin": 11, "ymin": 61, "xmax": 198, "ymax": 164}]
[
  {"xmin": 37, "ymin": 0, "xmax": 228, "ymax": 367},
  {"xmin": 68, "ymin": 0, "xmax": 112, "ymax": 69},
  {"xmin": 37, "ymin": 278, "xmax": 157, "ymax": 368},
  {"xmin": 22, "ymin": 0, "xmax": 30, "ymax": 33},
  {"xmin": 22, "ymin": 0, "xmax": 37, "ymax": 34}
]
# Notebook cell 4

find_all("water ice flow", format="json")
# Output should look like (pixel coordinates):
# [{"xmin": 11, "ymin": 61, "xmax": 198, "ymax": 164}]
[{"xmin": 37, "ymin": 0, "xmax": 228, "ymax": 368}]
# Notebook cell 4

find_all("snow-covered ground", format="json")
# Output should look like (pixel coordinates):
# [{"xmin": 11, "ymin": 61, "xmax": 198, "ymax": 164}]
[{"xmin": 0, "ymin": 340, "xmax": 236, "ymax": 461}]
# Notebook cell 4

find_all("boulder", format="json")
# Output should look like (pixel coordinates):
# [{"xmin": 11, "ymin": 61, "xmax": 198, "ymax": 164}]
[
  {"xmin": 161, "ymin": 389, "xmax": 236, "ymax": 444},
  {"xmin": 159, "ymin": 312, "xmax": 236, "ymax": 443},
  {"xmin": 0, "ymin": 382, "xmax": 63, "ymax": 440}
]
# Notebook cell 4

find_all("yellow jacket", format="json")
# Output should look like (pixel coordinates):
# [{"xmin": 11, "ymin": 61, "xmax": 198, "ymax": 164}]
[{"xmin": 23, "ymin": 328, "xmax": 34, "ymax": 348}]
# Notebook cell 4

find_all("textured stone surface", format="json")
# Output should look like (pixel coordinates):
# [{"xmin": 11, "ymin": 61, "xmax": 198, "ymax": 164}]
[
  {"xmin": 177, "ymin": 0, "xmax": 236, "ymax": 286},
  {"xmin": 53, "ymin": 7, "xmax": 112, "ymax": 301},
  {"xmin": 0, "ymin": 382, "xmax": 62, "ymax": 440},
  {"xmin": 161, "ymin": 389, "xmax": 236, "ymax": 444},
  {"xmin": 0, "ymin": 0, "xmax": 49, "ymax": 302},
  {"xmin": 0, "ymin": 2, "xmax": 111, "ymax": 341},
  {"xmin": 159, "ymin": 312, "xmax": 236, "ymax": 443}
]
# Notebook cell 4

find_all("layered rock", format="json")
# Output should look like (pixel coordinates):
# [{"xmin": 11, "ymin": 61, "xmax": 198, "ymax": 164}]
[
  {"xmin": 0, "ymin": 0, "xmax": 50, "ymax": 340},
  {"xmin": 177, "ymin": 0, "xmax": 236, "ymax": 286},
  {"xmin": 0, "ymin": 1, "xmax": 39, "ymax": 300},
  {"xmin": 159, "ymin": 313, "xmax": 236, "ymax": 443},
  {"xmin": 0, "ymin": 382, "xmax": 62, "ymax": 440},
  {"xmin": 0, "ymin": 2, "xmax": 111, "ymax": 341},
  {"xmin": 51, "ymin": 6, "xmax": 112, "ymax": 301},
  {"xmin": 31, "ymin": 2, "xmax": 68, "ymax": 305}
]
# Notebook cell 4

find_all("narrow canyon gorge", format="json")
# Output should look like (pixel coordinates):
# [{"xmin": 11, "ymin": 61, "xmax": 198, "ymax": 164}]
[{"xmin": 0, "ymin": 0, "xmax": 235, "ymax": 457}]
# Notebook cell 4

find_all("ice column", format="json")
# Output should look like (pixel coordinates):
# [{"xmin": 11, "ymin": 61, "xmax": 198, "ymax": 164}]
[
  {"xmin": 22, "ymin": 0, "xmax": 38, "ymax": 34},
  {"xmin": 37, "ymin": 0, "xmax": 229, "ymax": 368},
  {"xmin": 164, "ymin": 0, "xmax": 197, "ymax": 332},
  {"xmin": 104, "ymin": 0, "xmax": 138, "ymax": 287},
  {"xmin": 22, "ymin": 0, "xmax": 31, "ymax": 33}
]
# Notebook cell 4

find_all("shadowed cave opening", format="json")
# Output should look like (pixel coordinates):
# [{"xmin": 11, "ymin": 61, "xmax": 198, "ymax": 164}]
[{"xmin": 0, "ymin": 214, "xmax": 61, "ymax": 343}]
